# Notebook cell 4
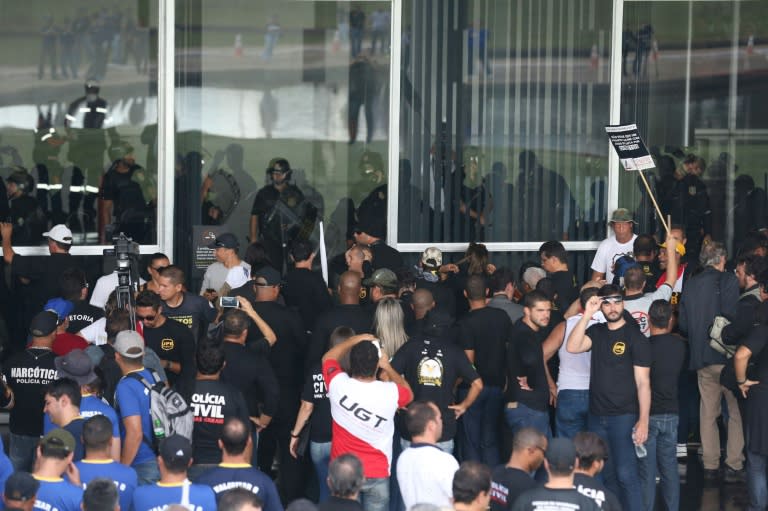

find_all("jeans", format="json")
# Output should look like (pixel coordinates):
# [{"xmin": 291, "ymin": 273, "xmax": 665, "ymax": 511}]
[
  {"xmin": 748, "ymin": 450, "xmax": 768, "ymax": 511},
  {"xmin": 504, "ymin": 402, "xmax": 552, "ymax": 438},
  {"xmin": 134, "ymin": 459, "xmax": 160, "ymax": 485},
  {"xmin": 589, "ymin": 413, "xmax": 643, "ymax": 511},
  {"xmin": 9, "ymin": 433, "xmax": 38, "ymax": 472},
  {"xmin": 360, "ymin": 477, "xmax": 389, "ymax": 511},
  {"xmin": 638, "ymin": 414, "xmax": 679, "ymax": 511},
  {"xmin": 311, "ymin": 441, "xmax": 331, "ymax": 503},
  {"xmin": 556, "ymin": 389, "xmax": 590, "ymax": 439},
  {"xmin": 460, "ymin": 386, "xmax": 502, "ymax": 466}
]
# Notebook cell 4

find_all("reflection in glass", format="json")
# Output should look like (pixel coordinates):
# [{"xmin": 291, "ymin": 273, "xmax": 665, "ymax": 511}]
[
  {"xmin": 398, "ymin": 0, "xmax": 613, "ymax": 243},
  {"xmin": 0, "ymin": 2, "xmax": 158, "ymax": 246},
  {"xmin": 621, "ymin": 1, "xmax": 768, "ymax": 259},
  {"xmin": 175, "ymin": 1, "xmax": 391, "ymax": 285}
]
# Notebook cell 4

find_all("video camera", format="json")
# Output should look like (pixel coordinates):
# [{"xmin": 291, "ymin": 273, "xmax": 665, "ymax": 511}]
[{"xmin": 103, "ymin": 233, "xmax": 141, "ymax": 329}]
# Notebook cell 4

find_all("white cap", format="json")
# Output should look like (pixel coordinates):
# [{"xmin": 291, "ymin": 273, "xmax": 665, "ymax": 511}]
[
  {"xmin": 421, "ymin": 247, "xmax": 443, "ymax": 268},
  {"xmin": 43, "ymin": 224, "xmax": 73, "ymax": 245}
]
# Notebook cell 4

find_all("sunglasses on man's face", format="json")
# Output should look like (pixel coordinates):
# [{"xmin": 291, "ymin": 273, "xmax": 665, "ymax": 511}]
[{"xmin": 137, "ymin": 314, "xmax": 156, "ymax": 321}]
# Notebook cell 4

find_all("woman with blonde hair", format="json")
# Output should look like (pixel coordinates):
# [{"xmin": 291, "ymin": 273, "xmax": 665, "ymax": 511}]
[{"xmin": 373, "ymin": 297, "xmax": 409, "ymax": 357}]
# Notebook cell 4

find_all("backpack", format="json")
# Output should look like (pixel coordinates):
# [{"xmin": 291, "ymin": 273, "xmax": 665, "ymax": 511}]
[{"xmin": 125, "ymin": 371, "xmax": 194, "ymax": 452}]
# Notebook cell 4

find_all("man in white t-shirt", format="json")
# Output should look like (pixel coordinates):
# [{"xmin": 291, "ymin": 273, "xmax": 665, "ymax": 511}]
[
  {"xmin": 623, "ymin": 232, "xmax": 679, "ymax": 336},
  {"xmin": 397, "ymin": 401, "xmax": 459, "ymax": 510},
  {"xmin": 590, "ymin": 208, "xmax": 638, "ymax": 284},
  {"xmin": 199, "ymin": 233, "xmax": 251, "ymax": 299},
  {"xmin": 322, "ymin": 334, "xmax": 413, "ymax": 511}
]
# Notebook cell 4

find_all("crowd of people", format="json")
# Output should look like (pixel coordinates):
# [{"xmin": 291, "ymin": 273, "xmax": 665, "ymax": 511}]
[{"xmin": 1, "ymin": 189, "xmax": 768, "ymax": 511}]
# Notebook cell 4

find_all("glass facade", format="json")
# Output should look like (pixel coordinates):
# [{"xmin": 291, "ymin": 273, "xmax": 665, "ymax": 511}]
[
  {"xmin": 1, "ymin": 0, "xmax": 767, "ymax": 274},
  {"xmin": 174, "ymin": 0, "xmax": 391, "ymax": 284},
  {"xmin": 620, "ymin": 0, "xmax": 768, "ymax": 260},
  {"xmin": 397, "ymin": 0, "xmax": 613, "ymax": 244},
  {"xmin": 0, "ymin": 1, "xmax": 159, "ymax": 247}
]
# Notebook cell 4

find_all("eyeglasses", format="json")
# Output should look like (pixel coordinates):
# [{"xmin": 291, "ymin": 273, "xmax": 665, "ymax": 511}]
[
  {"xmin": 137, "ymin": 314, "xmax": 156, "ymax": 321},
  {"xmin": 532, "ymin": 445, "xmax": 547, "ymax": 454},
  {"xmin": 601, "ymin": 296, "xmax": 623, "ymax": 304},
  {"xmin": 151, "ymin": 265, "xmax": 167, "ymax": 272}
]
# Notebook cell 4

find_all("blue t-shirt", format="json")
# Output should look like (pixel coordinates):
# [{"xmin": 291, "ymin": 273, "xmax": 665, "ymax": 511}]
[
  {"xmin": 132, "ymin": 481, "xmax": 217, "ymax": 511},
  {"xmin": 115, "ymin": 368, "xmax": 157, "ymax": 466},
  {"xmin": 44, "ymin": 395, "xmax": 121, "ymax": 439},
  {"xmin": 76, "ymin": 459, "xmax": 138, "ymax": 511},
  {"xmin": 195, "ymin": 464, "xmax": 284, "ymax": 511},
  {"xmin": 33, "ymin": 477, "xmax": 83, "ymax": 511}
]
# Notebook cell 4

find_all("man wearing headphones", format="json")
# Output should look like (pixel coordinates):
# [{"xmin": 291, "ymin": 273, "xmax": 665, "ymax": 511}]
[{"xmin": 249, "ymin": 158, "xmax": 315, "ymax": 273}]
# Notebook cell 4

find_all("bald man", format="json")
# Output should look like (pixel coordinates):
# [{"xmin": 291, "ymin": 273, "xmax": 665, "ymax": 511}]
[
  {"xmin": 408, "ymin": 289, "xmax": 436, "ymax": 337},
  {"xmin": 308, "ymin": 271, "xmax": 373, "ymax": 369}
]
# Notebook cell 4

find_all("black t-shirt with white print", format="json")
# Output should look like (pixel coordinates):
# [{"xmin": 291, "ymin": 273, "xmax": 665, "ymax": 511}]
[
  {"xmin": 3, "ymin": 348, "xmax": 58, "ymax": 436},
  {"xmin": 574, "ymin": 473, "xmax": 622, "ymax": 511},
  {"xmin": 301, "ymin": 364, "xmax": 332, "ymax": 443},
  {"xmin": 511, "ymin": 486, "xmax": 601, "ymax": 511},
  {"xmin": 190, "ymin": 379, "xmax": 250, "ymax": 465}
]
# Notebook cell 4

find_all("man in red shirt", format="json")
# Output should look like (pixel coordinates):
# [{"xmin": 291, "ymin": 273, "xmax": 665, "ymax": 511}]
[{"xmin": 322, "ymin": 333, "xmax": 412, "ymax": 511}]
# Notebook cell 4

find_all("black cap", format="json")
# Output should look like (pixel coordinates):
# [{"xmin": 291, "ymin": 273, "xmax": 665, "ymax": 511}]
[
  {"xmin": 545, "ymin": 437, "xmax": 577, "ymax": 473},
  {"xmin": 159, "ymin": 434, "xmax": 192, "ymax": 467},
  {"xmin": 252, "ymin": 266, "xmax": 282, "ymax": 286},
  {"xmin": 29, "ymin": 311, "xmax": 58, "ymax": 337},
  {"xmin": 208, "ymin": 233, "xmax": 239, "ymax": 250},
  {"xmin": 4, "ymin": 472, "xmax": 39, "ymax": 502},
  {"xmin": 355, "ymin": 217, "xmax": 386, "ymax": 239}
]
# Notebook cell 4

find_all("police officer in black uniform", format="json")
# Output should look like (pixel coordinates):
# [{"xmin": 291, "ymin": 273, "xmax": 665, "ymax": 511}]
[{"xmin": 249, "ymin": 158, "xmax": 317, "ymax": 273}]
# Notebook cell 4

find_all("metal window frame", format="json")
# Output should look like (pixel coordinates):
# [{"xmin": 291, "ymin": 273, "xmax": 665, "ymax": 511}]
[{"xmin": 387, "ymin": 0, "xmax": 623, "ymax": 254}]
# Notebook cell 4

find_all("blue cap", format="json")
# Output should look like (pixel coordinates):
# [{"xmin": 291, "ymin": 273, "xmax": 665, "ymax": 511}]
[{"xmin": 43, "ymin": 298, "xmax": 74, "ymax": 323}]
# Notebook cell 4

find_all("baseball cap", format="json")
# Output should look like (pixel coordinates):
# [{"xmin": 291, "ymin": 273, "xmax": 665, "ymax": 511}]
[
  {"xmin": 609, "ymin": 208, "xmax": 637, "ymax": 224},
  {"xmin": 545, "ymin": 437, "xmax": 577, "ymax": 473},
  {"xmin": 421, "ymin": 247, "xmax": 443, "ymax": 269},
  {"xmin": 659, "ymin": 240, "xmax": 686, "ymax": 257},
  {"xmin": 159, "ymin": 434, "xmax": 192, "ymax": 467},
  {"xmin": 364, "ymin": 268, "xmax": 399, "ymax": 292},
  {"xmin": 44, "ymin": 298, "xmax": 74, "ymax": 324},
  {"xmin": 40, "ymin": 428, "xmax": 76, "ymax": 456},
  {"xmin": 4, "ymin": 472, "xmax": 39, "ymax": 502},
  {"xmin": 29, "ymin": 311, "xmax": 58, "ymax": 337},
  {"xmin": 43, "ymin": 224, "xmax": 73, "ymax": 245},
  {"xmin": 252, "ymin": 266, "xmax": 282, "ymax": 286},
  {"xmin": 54, "ymin": 349, "xmax": 96, "ymax": 386},
  {"xmin": 113, "ymin": 330, "xmax": 145, "ymax": 359},
  {"xmin": 207, "ymin": 232, "xmax": 239, "ymax": 250}
]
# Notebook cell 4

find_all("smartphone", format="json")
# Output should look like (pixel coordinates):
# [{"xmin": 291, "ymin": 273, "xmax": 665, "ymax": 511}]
[
  {"xmin": 219, "ymin": 296, "xmax": 239, "ymax": 308},
  {"xmin": 371, "ymin": 339, "xmax": 382, "ymax": 358}
]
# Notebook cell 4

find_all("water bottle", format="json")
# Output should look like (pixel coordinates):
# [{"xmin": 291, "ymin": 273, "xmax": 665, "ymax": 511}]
[
  {"xmin": 153, "ymin": 419, "xmax": 166, "ymax": 440},
  {"xmin": 632, "ymin": 427, "xmax": 647, "ymax": 458}
]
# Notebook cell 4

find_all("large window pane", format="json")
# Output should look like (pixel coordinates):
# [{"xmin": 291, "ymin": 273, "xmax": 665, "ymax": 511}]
[
  {"xmin": 174, "ymin": 0, "xmax": 391, "ymax": 284},
  {"xmin": 398, "ymin": 0, "xmax": 614, "ymax": 244},
  {"xmin": 0, "ymin": 2, "xmax": 159, "ymax": 246},
  {"xmin": 620, "ymin": 1, "xmax": 768, "ymax": 259}
]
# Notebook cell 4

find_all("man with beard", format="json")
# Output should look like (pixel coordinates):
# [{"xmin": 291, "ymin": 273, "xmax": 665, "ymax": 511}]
[
  {"xmin": 504, "ymin": 291, "xmax": 553, "ymax": 437},
  {"xmin": 567, "ymin": 285, "xmax": 651, "ymax": 511}
]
